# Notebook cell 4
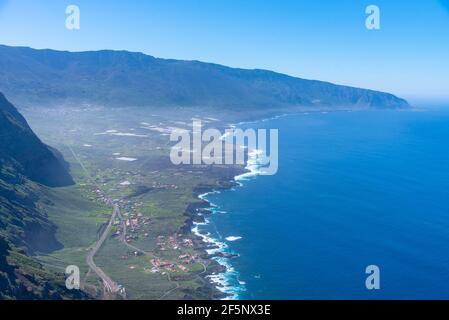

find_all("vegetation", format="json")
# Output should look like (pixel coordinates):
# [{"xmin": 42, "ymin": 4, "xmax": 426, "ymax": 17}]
[
  {"xmin": 0, "ymin": 93, "xmax": 89, "ymax": 299},
  {"xmin": 0, "ymin": 235, "xmax": 88, "ymax": 300},
  {"xmin": 0, "ymin": 45, "xmax": 409, "ymax": 109},
  {"xmin": 0, "ymin": 40, "xmax": 409, "ymax": 299}
]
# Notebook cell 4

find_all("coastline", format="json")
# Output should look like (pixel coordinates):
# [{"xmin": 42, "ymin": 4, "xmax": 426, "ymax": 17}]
[
  {"xmin": 185, "ymin": 111, "xmax": 290, "ymax": 299},
  {"xmin": 184, "ymin": 107, "xmax": 408, "ymax": 299},
  {"xmin": 192, "ymin": 190, "xmax": 244, "ymax": 300},
  {"xmin": 187, "ymin": 145, "xmax": 264, "ymax": 300},
  {"xmin": 186, "ymin": 109, "xmax": 355, "ymax": 300}
]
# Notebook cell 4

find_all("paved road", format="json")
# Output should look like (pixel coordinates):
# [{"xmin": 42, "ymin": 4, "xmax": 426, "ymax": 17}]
[
  {"xmin": 68, "ymin": 146, "xmax": 122, "ymax": 295},
  {"xmin": 86, "ymin": 204, "xmax": 121, "ymax": 293},
  {"xmin": 68, "ymin": 145, "xmax": 205, "ymax": 299}
]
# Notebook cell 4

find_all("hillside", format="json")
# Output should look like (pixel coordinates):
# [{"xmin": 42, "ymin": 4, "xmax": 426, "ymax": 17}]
[
  {"xmin": 0, "ymin": 93, "xmax": 73, "ymax": 187},
  {"xmin": 0, "ymin": 234, "xmax": 87, "ymax": 300},
  {"xmin": 0, "ymin": 93, "xmax": 86, "ymax": 299},
  {"xmin": 0, "ymin": 45, "xmax": 409, "ymax": 109}
]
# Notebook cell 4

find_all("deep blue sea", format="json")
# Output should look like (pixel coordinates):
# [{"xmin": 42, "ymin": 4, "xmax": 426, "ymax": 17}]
[{"xmin": 197, "ymin": 107, "xmax": 449, "ymax": 299}]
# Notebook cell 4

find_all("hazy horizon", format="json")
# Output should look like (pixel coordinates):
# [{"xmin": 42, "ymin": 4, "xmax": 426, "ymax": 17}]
[
  {"xmin": 1, "ymin": 42, "xmax": 447, "ymax": 107},
  {"xmin": 0, "ymin": 0, "xmax": 448, "ymax": 101}
]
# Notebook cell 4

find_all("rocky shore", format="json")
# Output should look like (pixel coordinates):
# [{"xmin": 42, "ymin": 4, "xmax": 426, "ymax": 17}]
[{"xmin": 182, "ymin": 165, "xmax": 247, "ymax": 299}]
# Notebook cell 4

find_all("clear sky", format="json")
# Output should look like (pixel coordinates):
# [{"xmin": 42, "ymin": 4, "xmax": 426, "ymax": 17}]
[{"xmin": 0, "ymin": 0, "xmax": 448, "ymax": 101}]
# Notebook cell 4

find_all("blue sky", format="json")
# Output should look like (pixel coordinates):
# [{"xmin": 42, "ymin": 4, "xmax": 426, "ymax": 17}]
[{"xmin": 0, "ymin": 0, "xmax": 448, "ymax": 101}]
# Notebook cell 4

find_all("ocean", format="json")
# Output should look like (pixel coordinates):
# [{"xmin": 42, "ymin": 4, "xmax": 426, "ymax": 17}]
[{"xmin": 194, "ymin": 107, "xmax": 449, "ymax": 299}]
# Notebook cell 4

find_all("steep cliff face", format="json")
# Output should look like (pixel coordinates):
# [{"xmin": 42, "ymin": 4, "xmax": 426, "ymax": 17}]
[
  {"xmin": 0, "ymin": 92, "xmax": 73, "ymax": 187},
  {"xmin": 0, "ymin": 93, "xmax": 86, "ymax": 299}
]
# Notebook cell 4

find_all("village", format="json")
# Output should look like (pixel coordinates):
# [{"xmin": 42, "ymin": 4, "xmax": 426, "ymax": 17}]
[
  {"xmin": 99, "ymin": 185, "xmax": 202, "ymax": 276},
  {"xmin": 75, "ymin": 155, "xmax": 214, "ymax": 298}
]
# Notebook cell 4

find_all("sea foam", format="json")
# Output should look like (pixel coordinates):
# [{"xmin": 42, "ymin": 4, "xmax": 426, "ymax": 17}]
[
  {"xmin": 225, "ymin": 236, "xmax": 242, "ymax": 242},
  {"xmin": 193, "ymin": 192, "xmax": 246, "ymax": 300},
  {"xmin": 235, "ymin": 149, "xmax": 264, "ymax": 182}
]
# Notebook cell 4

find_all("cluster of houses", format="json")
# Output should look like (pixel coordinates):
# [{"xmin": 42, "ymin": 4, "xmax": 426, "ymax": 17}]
[
  {"xmin": 150, "ymin": 258, "xmax": 192, "ymax": 274},
  {"xmin": 112, "ymin": 211, "xmax": 151, "ymax": 243},
  {"xmin": 178, "ymin": 253, "xmax": 197, "ymax": 265},
  {"xmin": 85, "ymin": 177, "xmax": 202, "ymax": 277},
  {"xmin": 141, "ymin": 236, "xmax": 199, "ymax": 274},
  {"xmin": 93, "ymin": 188, "xmax": 110, "ymax": 204},
  {"xmin": 150, "ymin": 258, "xmax": 179, "ymax": 273},
  {"xmin": 157, "ymin": 235, "xmax": 194, "ymax": 251}
]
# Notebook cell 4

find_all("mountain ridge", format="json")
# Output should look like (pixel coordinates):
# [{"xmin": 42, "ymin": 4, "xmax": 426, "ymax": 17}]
[{"xmin": 0, "ymin": 44, "xmax": 409, "ymax": 109}]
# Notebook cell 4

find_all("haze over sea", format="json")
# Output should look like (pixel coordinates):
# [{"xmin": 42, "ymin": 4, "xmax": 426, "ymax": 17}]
[{"xmin": 200, "ymin": 105, "xmax": 449, "ymax": 299}]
